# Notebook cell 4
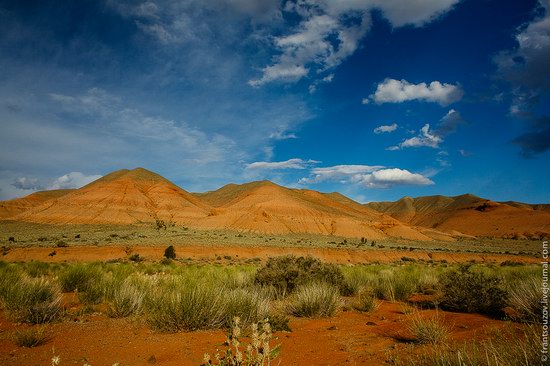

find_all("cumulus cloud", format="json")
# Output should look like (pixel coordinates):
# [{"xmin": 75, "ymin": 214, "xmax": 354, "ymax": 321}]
[
  {"xmin": 300, "ymin": 164, "xmax": 433, "ymax": 188},
  {"xmin": 246, "ymin": 158, "xmax": 318, "ymax": 170},
  {"xmin": 301, "ymin": 165, "xmax": 384, "ymax": 184},
  {"xmin": 399, "ymin": 124, "xmax": 443, "ymax": 148},
  {"xmin": 12, "ymin": 177, "xmax": 41, "ymax": 190},
  {"xmin": 48, "ymin": 172, "xmax": 102, "ymax": 190},
  {"xmin": 249, "ymin": 0, "xmax": 459, "ymax": 86},
  {"xmin": 368, "ymin": 78, "xmax": 464, "ymax": 106},
  {"xmin": 360, "ymin": 168, "xmax": 434, "ymax": 188},
  {"xmin": 374, "ymin": 123, "xmax": 398, "ymax": 134}
]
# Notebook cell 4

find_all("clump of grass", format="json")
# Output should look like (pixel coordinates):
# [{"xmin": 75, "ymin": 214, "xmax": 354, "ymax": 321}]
[
  {"xmin": 439, "ymin": 264, "xmax": 507, "ymax": 316},
  {"xmin": 222, "ymin": 288, "xmax": 270, "ymax": 328},
  {"xmin": 14, "ymin": 326, "xmax": 50, "ymax": 347},
  {"xmin": 353, "ymin": 288, "xmax": 379, "ymax": 313},
  {"xmin": 1, "ymin": 276, "xmax": 62, "ymax": 324},
  {"xmin": 266, "ymin": 312, "xmax": 291, "ymax": 332},
  {"xmin": 408, "ymin": 312, "xmax": 450, "ymax": 345},
  {"xmin": 287, "ymin": 281, "xmax": 340, "ymax": 318},
  {"xmin": 507, "ymin": 275, "xmax": 542, "ymax": 323},
  {"xmin": 202, "ymin": 317, "xmax": 280, "ymax": 366},
  {"xmin": 25, "ymin": 261, "xmax": 51, "ymax": 278},
  {"xmin": 107, "ymin": 278, "xmax": 146, "ymax": 318},
  {"xmin": 77, "ymin": 273, "xmax": 107, "ymax": 305},
  {"xmin": 255, "ymin": 255, "xmax": 348, "ymax": 297},
  {"xmin": 58, "ymin": 264, "xmax": 103, "ymax": 293},
  {"xmin": 375, "ymin": 270, "xmax": 417, "ymax": 302},
  {"xmin": 146, "ymin": 278, "xmax": 227, "ymax": 331}
]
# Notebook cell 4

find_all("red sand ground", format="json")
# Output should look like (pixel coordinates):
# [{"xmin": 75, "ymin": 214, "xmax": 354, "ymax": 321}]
[
  {"xmin": 0, "ymin": 301, "xmax": 513, "ymax": 366},
  {"xmin": 2, "ymin": 244, "xmax": 538, "ymax": 265}
]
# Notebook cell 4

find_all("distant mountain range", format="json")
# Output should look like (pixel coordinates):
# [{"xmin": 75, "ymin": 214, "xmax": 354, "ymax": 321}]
[{"xmin": 2, "ymin": 168, "xmax": 549, "ymax": 240}]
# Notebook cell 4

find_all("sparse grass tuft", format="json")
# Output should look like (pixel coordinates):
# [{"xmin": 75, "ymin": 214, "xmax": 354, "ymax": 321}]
[
  {"xmin": 507, "ymin": 275, "xmax": 542, "ymax": 323},
  {"xmin": 353, "ymin": 288, "xmax": 379, "ymax": 313},
  {"xmin": 408, "ymin": 312, "xmax": 450, "ymax": 345},
  {"xmin": 388, "ymin": 324, "xmax": 540, "ymax": 365},
  {"xmin": 14, "ymin": 326, "xmax": 50, "ymax": 347},
  {"xmin": 287, "ymin": 281, "xmax": 340, "ymax": 318}
]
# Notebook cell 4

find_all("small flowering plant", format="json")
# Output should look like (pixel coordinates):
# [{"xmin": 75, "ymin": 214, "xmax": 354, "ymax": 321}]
[{"xmin": 202, "ymin": 317, "xmax": 280, "ymax": 366}]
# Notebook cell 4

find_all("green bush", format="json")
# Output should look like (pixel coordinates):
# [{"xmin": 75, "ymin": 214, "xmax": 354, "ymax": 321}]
[
  {"xmin": 255, "ymin": 255, "xmax": 348, "ymax": 296},
  {"xmin": 222, "ymin": 288, "xmax": 270, "ymax": 328},
  {"xmin": 439, "ymin": 265, "xmax": 507, "ymax": 316},
  {"xmin": 287, "ymin": 282, "xmax": 340, "ymax": 318},
  {"xmin": 164, "ymin": 245, "xmax": 176, "ymax": 260}
]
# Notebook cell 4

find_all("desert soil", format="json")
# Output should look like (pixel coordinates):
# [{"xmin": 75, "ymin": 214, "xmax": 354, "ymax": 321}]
[
  {"xmin": 1, "ymin": 244, "xmax": 539, "ymax": 265},
  {"xmin": 0, "ymin": 300, "xmax": 516, "ymax": 366}
]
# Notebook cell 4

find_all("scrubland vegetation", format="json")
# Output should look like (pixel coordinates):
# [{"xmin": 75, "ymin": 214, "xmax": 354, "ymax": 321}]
[{"xmin": 0, "ymin": 255, "xmax": 544, "ymax": 365}]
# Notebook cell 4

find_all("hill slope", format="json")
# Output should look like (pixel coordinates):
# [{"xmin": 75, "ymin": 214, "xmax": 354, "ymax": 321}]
[
  {"xmin": 13, "ymin": 168, "xmax": 209, "ymax": 225},
  {"xmin": 196, "ymin": 181, "xmax": 432, "ymax": 240},
  {"xmin": 0, "ymin": 189, "xmax": 74, "ymax": 219},
  {"xmin": 367, "ymin": 194, "xmax": 550, "ymax": 239}
]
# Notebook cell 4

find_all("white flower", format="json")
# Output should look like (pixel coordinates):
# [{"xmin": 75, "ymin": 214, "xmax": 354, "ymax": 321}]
[{"xmin": 51, "ymin": 356, "xmax": 61, "ymax": 366}]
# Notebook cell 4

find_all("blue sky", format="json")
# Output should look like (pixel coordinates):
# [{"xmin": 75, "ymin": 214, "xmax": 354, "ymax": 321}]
[{"xmin": 0, "ymin": 0, "xmax": 549, "ymax": 203}]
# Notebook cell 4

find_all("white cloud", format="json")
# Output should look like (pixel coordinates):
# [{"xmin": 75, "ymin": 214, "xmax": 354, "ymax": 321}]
[
  {"xmin": 309, "ymin": 73, "xmax": 335, "ymax": 93},
  {"xmin": 249, "ymin": 0, "xmax": 458, "ymax": 86},
  {"xmin": 361, "ymin": 98, "xmax": 370, "ymax": 105},
  {"xmin": 360, "ymin": 168, "xmax": 434, "ymax": 188},
  {"xmin": 374, "ymin": 123, "xmax": 398, "ymax": 134},
  {"xmin": 249, "ymin": 64, "xmax": 308, "ymax": 87},
  {"xmin": 369, "ymin": 78, "xmax": 463, "ymax": 106},
  {"xmin": 399, "ymin": 123, "xmax": 442, "ymax": 148},
  {"xmin": 301, "ymin": 164, "xmax": 384, "ymax": 184},
  {"xmin": 269, "ymin": 130, "xmax": 298, "ymax": 140},
  {"xmin": 12, "ymin": 177, "xmax": 41, "ymax": 190},
  {"xmin": 48, "ymin": 172, "xmax": 102, "ymax": 190},
  {"xmin": 246, "ymin": 158, "xmax": 318, "ymax": 170},
  {"xmin": 363, "ymin": 0, "xmax": 460, "ymax": 27},
  {"xmin": 300, "ymin": 164, "xmax": 433, "ymax": 188},
  {"xmin": 390, "ymin": 110, "xmax": 466, "ymax": 150}
]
